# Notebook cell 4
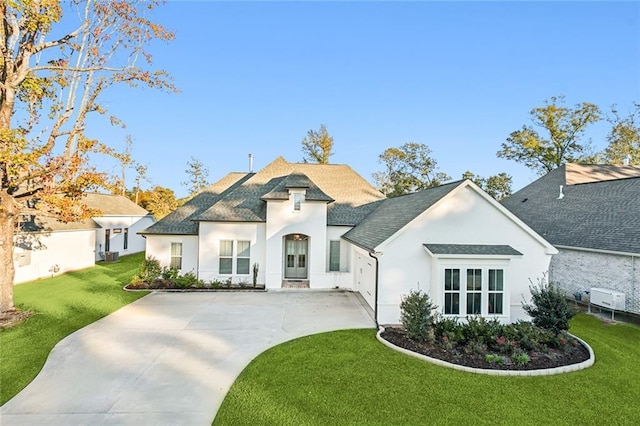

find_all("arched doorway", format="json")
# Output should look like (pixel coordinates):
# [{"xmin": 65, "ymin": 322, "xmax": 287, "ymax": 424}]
[{"xmin": 284, "ymin": 234, "xmax": 309, "ymax": 280}]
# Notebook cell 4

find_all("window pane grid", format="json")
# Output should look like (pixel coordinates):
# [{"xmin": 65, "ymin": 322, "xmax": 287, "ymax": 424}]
[
  {"xmin": 329, "ymin": 240, "xmax": 340, "ymax": 271},
  {"xmin": 444, "ymin": 268, "xmax": 461, "ymax": 315},
  {"xmin": 488, "ymin": 269, "xmax": 504, "ymax": 314},
  {"xmin": 170, "ymin": 242, "xmax": 182, "ymax": 270}
]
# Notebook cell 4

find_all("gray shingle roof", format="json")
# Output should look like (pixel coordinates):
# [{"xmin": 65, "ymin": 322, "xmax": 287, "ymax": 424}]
[
  {"xmin": 342, "ymin": 181, "xmax": 463, "ymax": 251},
  {"xmin": 82, "ymin": 193, "xmax": 150, "ymax": 216},
  {"xmin": 18, "ymin": 193, "xmax": 147, "ymax": 233},
  {"xmin": 424, "ymin": 244, "xmax": 522, "ymax": 256},
  {"xmin": 141, "ymin": 172, "xmax": 251, "ymax": 234},
  {"xmin": 501, "ymin": 164, "xmax": 640, "ymax": 254},
  {"xmin": 194, "ymin": 157, "xmax": 384, "ymax": 224},
  {"xmin": 260, "ymin": 173, "xmax": 334, "ymax": 202}
]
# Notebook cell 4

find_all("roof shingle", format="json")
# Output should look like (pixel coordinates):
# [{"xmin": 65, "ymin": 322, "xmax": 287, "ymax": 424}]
[
  {"xmin": 342, "ymin": 181, "xmax": 463, "ymax": 251},
  {"xmin": 501, "ymin": 164, "xmax": 640, "ymax": 254}
]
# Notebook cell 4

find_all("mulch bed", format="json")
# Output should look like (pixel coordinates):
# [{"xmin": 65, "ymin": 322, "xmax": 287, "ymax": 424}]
[{"xmin": 380, "ymin": 327, "xmax": 591, "ymax": 371}]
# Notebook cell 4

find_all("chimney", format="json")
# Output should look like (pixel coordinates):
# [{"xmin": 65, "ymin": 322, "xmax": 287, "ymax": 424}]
[
  {"xmin": 248, "ymin": 153, "xmax": 254, "ymax": 172},
  {"xmin": 557, "ymin": 185, "xmax": 564, "ymax": 200},
  {"xmin": 623, "ymin": 155, "xmax": 632, "ymax": 166}
]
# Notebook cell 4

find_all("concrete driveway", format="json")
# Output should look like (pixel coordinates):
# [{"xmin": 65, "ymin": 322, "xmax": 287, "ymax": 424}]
[{"xmin": 1, "ymin": 290, "xmax": 375, "ymax": 425}]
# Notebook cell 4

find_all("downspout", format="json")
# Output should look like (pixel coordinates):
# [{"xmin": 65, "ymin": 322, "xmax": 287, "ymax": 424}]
[
  {"xmin": 632, "ymin": 255, "xmax": 637, "ymax": 313},
  {"xmin": 368, "ymin": 251, "xmax": 380, "ymax": 328}
]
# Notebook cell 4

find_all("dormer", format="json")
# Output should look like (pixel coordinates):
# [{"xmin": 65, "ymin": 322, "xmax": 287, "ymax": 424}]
[{"xmin": 261, "ymin": 173, "xmax": 334, "ymax": 213}]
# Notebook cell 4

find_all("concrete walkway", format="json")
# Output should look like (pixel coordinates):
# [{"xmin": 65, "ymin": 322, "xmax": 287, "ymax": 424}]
[{"xmin": 1, "ymin": 290, "xmax": 375, "ymax": 425}]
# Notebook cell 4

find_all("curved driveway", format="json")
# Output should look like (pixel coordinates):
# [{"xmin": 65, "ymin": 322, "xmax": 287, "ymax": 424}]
[{"xmin": 1, "ymin": 290, "xmax": 375, "ymax": 425}]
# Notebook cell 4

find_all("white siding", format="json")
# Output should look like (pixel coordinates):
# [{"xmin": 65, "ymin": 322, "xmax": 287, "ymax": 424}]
[
  {"xmin": 198, "ymin": 222, "xmax": 266, "ymax": 284},
  {"xmin": 352, "ymin": 245, "xmax": 376, "ymax": 309},
  {"xmin": 376, "ymin": 185, "xmax": 554, "ymax": 325},
  {"xmin": 325, "ymin": 225, "xmax": 353, "ymax": 288},
  {"xmin": 94, "ymin": 215, "xmax": 155, "ymax": 260},
  {"xmin": 14, "ymin": 230, "xmax": 96, "ymax": 284},
  {"xmin": 145, "ymin": 235, "xmax": 198, "ymax": 274},
  {"xmin": 264, "ymin": 192, "xmax": 328, "ymax": 288}
]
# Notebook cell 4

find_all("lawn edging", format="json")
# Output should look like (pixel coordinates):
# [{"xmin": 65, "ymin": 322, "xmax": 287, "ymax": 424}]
[
  {"xmin": 122, "ymin": 286, "xmax": 267, "ymax": 293},
  {"xmin": 376, "ymin": 326, "xmax": 595, "ymax": 376}
]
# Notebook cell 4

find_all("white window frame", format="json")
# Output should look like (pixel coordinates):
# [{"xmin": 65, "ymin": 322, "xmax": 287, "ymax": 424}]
[
  {"xmin": 219, "ymin": 240, "xmax": 233, "ymax": 274},
  {"xmin": 488, "ymin": 269, "xmax": 505, "ymax": 315},
  {"xmin": 236, "ymin": 240, "xmax": 251, "ymax": 275},
  {"xmin": 170, "ymin": 242, "xmax": 182, "ymax": 270},
  {"xmin": 329, "ymin": 240, "xmax": 341, "ymax": 272},
  {"xmin": 293, "ymin": 193, "xmax": 302, "ymax": 211},
  {"xmin": 444, "ymin": 268, "xmax": 461, "ymax": 315},
  {"xmin": 439, "ymin": 263, "xmax": 508, "ymax": 319}
]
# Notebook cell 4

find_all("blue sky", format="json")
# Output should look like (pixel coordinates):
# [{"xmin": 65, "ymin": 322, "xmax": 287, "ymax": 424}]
[{"xmin": 90, "ymin": 1, "xmax": 640, "ymax": 198}]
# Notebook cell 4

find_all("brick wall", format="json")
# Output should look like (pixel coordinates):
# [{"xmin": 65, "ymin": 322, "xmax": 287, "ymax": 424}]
[{"xmin": 549, "ymin": 248, "xmax": 639, "ymax": 314}]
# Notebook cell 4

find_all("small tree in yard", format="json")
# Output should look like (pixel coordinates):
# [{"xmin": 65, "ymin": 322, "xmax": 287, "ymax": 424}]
[
  {"xmin": 400, "ymin": 289, "xmax": 437, "ymax": 342},
  {"xmin": 522, "ymin": 277, "xmax": 577, "ymax": 335}
]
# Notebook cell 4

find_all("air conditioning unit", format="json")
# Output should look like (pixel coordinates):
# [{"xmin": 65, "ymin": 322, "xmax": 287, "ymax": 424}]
[
  {"xmin": 105, "ymin": 251, "xmax": 120, "ymax": 262},
  {"xmin": 590, "ymin": 287, "xmax": 625, "ymax": 311}
]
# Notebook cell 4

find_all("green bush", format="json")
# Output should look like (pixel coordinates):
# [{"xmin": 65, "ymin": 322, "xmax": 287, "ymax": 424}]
[
  {"xmin": 434, "ymin": 316, "xmax": 463, "ymax": 346},
  {"xmin": 400, "ymin": 290, "xmax": 436, "ymax": 342},
  {"xmin": 139, "ymin": 256, "xmax": 162, "ymax": 283},
  {"xmin": 462, "ymin": 316, "xmax": 503, "ymax": 345},
  {"xmin": 512, "ymin": 350, "xmax": 531, "ymax": 365},
  {"xmin": 523, "ymin": 277, "xmax": 577, "ymax": 334},
  {"xmin": 161, "ymin": 266, "xmax": 179, "ymax": 281},
  {"xmin": 174, "ymin": 271, "xmax": 202, "ymax": 289}
]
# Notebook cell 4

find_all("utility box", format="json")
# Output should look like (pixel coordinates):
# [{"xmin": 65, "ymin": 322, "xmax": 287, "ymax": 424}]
[
  {"xmin": 105, "ymin": 251, "xmax": 120, "ymax": 262},
  {"xmin": 590, "ymin": 287, "xmax": 625, "ymax": 311}
]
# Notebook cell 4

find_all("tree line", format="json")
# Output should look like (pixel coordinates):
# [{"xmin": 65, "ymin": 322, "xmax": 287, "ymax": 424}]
[{"xmin": 302, "ymin": 97, "xmax": 639, "ymax": 199}]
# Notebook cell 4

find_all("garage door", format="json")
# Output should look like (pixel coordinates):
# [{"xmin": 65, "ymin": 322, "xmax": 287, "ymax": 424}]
[{"xmin": 356, "ymin": 254, "xmax": 376, "ymax": 310}]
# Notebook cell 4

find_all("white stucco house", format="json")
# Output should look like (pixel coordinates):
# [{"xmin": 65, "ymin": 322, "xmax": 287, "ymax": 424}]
[
  {"xmin": 502, "ymin": 163, "xmax": 640, "ymax": 315},
  {"xmin": 142, "ymin": 157, "xmax": 556, "ymax": 325},
  {"xmin": 14, "ymin": 193, "xmax": 155, "ymax": 283}
]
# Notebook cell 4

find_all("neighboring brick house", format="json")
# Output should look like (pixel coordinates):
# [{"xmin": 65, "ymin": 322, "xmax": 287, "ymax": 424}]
[
  {"xmin": 142, "ymin": 156, "xmax": 556, "ymax": 325},
  {"xmin": 502, "ymin": 164, "xmax": 640, "ymax": 315}
]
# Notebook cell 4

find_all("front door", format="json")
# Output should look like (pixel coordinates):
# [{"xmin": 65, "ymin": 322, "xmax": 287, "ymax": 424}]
[{"xmin": 284, "ymin": 235, "xmax": 308, "ymax": 279}]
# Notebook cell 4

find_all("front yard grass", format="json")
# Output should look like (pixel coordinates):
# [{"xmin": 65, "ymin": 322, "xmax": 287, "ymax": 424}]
[
  {"xmin": 214, "ymin": 314, "xmax": 640, "ymax": 425},
  {"xmin": 0, "ymin": 253, "xmax": 147, "ymax": 405}
]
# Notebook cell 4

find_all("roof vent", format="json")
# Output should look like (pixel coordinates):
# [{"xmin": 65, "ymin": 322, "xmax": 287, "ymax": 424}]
[
  {"xmin": 248, "ymin": 153, "xmax": 254, "ymax": 172},
  {"xmin": 623, "ymin": 155, "xmax": 632, "ymax": 166},
  {"xmin": 557, "ymin": 185, "xmax": 564, "ymax": 200}
]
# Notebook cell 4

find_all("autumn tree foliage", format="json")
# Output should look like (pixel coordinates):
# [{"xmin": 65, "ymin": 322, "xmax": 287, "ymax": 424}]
[
  {"xmin": 0, "ymin": 0, "xmax": 175, "ymax": 312},
  {"xmin": 136, "ymin": 186, "xmax": 177, "ymax": 219},
  {"xmin": 497, "ymin": 96, "xmax": 601, "ymax": 174},
  {"xmin": 301, "ymin": 124, "xmax": 334, "ymax": 164}
]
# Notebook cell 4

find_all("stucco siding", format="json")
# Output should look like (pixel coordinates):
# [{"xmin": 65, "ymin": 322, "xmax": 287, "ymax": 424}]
[
  {"xmin": 376, "ymin": 186, "xmax": 553, "ymax": 325},
  {"xmin": 264, "ymin": 197, "xmax": 328, "ymax": 288},
  {"xmin": 198, "ymin": 222, "xmax": 266, "ymax": 284},
  {"xmin": 145, "ymin": 235, "xmax": 198, "ymax": 274},
  {"xmin": 550, "ymin": 248, "xmax": 639, "ymax": 314},
  {"xmin": 14, "ymin": 230, "xmax": 96, "ymax": 284},
  {"xmin": 94, "ymin": 215, "xmax": 155, "ymax": 260}
]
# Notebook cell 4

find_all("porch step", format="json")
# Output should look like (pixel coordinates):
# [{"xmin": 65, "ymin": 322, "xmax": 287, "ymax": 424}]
[{"xmin": 281, "ymin": 280, "xmax": 310, "ymax": 289}]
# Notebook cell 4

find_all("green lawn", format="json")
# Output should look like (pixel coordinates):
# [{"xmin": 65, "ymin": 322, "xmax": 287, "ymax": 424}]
[
  {"xmin": 214, "ymin": 314, "xmax": 640, "ymax": 425},
  {"xmin": 0, "ymin": 253, "xmax": 147, "ymax": 405}
]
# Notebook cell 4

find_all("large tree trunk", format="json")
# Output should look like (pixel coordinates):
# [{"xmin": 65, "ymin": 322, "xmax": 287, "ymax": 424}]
[{"xmin": 0, "ymin": 190, "xmax": 17, "ymax": 312}]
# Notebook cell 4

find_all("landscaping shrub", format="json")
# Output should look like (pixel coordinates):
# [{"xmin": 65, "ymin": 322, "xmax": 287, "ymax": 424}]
[
  {"xmin": 400, "ymin": 290, "xmax": 436, "ymax": 342},
  {"xmin": 462, "ymin": 316, "xmax": 503, "ymax": 345},
  {"xmin": 523, "ymin": 277, "xmax": 577, "ymax": 334},
  {"xmin": 140, "ymin": 256, "xmax": 162, "ymax": 283},
  {"xmin": 434, "ymin": 316, "xmax": 463, "ymax": 346},
  {"xmin": 161, "ymin": 266, "xmax": 179, "ymax": 281}
]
